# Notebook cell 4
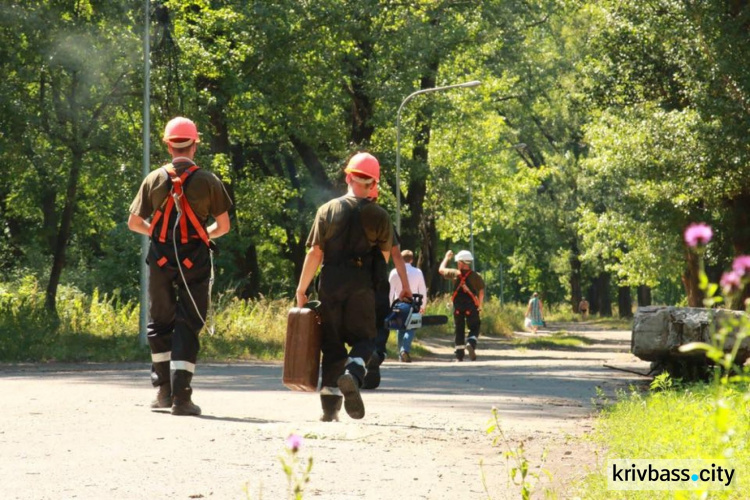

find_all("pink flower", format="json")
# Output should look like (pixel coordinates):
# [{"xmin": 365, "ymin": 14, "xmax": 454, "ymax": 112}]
[
  {"xmin": 683, "ymin": 223, "xmax": 713, "ymax": 247},
  {"xmin": 720, "ymin": 271, "xmax": 742, "ymax": 292},
  {"xmin": 285, "ymin": 434, "xmax": 303, "ymax": 453},
  {"xmin": 732, "ymin": 255, "xmax": 750, "ymax": 277}
]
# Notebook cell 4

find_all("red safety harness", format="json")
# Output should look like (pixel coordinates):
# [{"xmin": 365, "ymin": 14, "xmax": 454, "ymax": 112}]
[
  {"xmin": 451, "ymin": 270, "xmax": 480, "ymax": 309},
  {"xmin": 148, "ymin": 164, "xmax": 210, "ymax": 268}
]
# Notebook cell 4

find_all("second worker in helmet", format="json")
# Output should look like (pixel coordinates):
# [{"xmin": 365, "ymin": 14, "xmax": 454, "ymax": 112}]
[
  {"xmin": 439, "ymin": 249, "xmax": 485, "ymax": 361},
  {"xmin": 295, "ymin": 152, "xmax": 410, "ymax": 421}
]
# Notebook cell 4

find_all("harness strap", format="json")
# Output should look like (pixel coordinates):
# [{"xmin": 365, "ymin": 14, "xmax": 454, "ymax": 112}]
[
  {"xmin": 159, "ymin": 196, "xmax": 174, "ymax": 243},
  {"xmin": 149, "ymin": 210, "xmax": 162, "ymax": 238},
  {"xmin": 160, "ymin": 165, "xmax": 210, "ymax": 247},
  {"xmin": 451, "ymin": 270, "xmax": 480, "ymax": 308}
]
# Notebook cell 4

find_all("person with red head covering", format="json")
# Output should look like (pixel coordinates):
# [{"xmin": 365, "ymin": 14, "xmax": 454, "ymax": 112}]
[
  {"xmin": 128, "ymin": 117, "xmax": 232, "ymax": 416},
  {"xmin": 295, "ymin": 152, "xmax": 408, "ymax": 421}
]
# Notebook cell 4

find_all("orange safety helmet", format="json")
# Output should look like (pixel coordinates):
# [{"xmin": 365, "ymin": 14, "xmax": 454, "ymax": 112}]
[
  {"xmin": 344, "ymin": 152, "xmax": 380, "ymax": 183},
  {"xmin": 162, "ymin": 117, "xmax": 200, "ymax": 148}
]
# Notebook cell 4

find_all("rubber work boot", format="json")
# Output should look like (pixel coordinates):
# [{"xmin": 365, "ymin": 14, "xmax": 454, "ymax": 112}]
[
  {"xmin": 320, "ymin": 394, "xmax": 343, "ymax": 422},
  {"xmin": 150, "ymin": 384, "xmax": 172, "ymax": 409},
  {"xmin": 362, "ymin": 353, "xmax": 383, "ymax": 390},
  {"xmin": 466, "ymin": 342, "xmax": 477, "ymax": 361},
  {"xmin": 171, "ymin": 369, "xmax": 201, "ymax": 416},
  {"xmin": 150, "ymin": 360, "xmax": 171, "ymax": 409},
  {"xmin": 337, "ymin": 369, "xmax": 365, "ymax": 419}
]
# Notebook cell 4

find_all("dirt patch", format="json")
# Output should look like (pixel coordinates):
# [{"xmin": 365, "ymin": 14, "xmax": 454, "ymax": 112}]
[{"xmin": 0, "ymin": 323, "xmax": 648, "ymax": 499}]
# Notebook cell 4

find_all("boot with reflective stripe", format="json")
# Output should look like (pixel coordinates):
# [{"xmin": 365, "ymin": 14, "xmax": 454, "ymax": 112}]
[
  {"xmin": 171, "ymin": 369, "xmax": 201, "ymax": 416},
  {"xmin": 150, "ymin": 361, "xmax": 172, "ymax": 409},
  {"xmin": 338, "ymin": 362, "xmax": 366, "ymax": 420}
]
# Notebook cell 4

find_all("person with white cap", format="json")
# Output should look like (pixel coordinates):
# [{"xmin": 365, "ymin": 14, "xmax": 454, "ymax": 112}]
[
  {"xmin": 439, "ymin": 249, "xmax": 485, "ymax": 361},
  {"xmin": 128, "ymin": 116, "xmax": 232, "ymax": 416},
  {"xmin": 295, "ymin": 152, "xmax": 406, "ymax": 421}
]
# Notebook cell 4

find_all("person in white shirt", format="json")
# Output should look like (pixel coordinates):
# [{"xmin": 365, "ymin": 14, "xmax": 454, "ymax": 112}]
[{"xmin": 388, "ymin": 250, "xmax": 427, "ymax": 362}]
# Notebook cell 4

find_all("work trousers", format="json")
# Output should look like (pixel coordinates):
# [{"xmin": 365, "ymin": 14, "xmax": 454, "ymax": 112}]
[
  {"xmin": 318, "ymin": 265, "xmax": 376, "ymax": 388},
  {"xmin": 147, "ymin": 242, "xmax": 210, "ymax": 384},
  {"xmin": 453, "ymin": 307, "xmax": 481, "ymax": 348}
]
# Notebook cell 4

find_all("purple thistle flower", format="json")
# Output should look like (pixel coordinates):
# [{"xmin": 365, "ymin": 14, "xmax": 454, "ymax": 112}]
[
  {"xmin": 285, "ymin": 434, "xmax": 303, "ymax": 453},
  {"xmin": 732, "ymin": 255, "xmax": 750, "ymax": 277},
  {"xmin": 683, "ymin": 223, "xmax": 713, "ymax": 247},
  {"xmin": 720, "ymin": 271, "xmax": 742, "ymax": 293}
]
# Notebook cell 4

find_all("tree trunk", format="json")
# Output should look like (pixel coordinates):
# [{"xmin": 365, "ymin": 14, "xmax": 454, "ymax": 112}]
[
  {"xmin": 728, "ymin": 191, "xmax": 750, "ymax": 309},
  {"xmin": 283, "ymin": 154, "xmax": 308, "ymax": 285},
  {"xmin": 590, "ymin": 272, "xmax": 612, "ymax": 316},
  {"xmin": 681, "ymin": 250, "xmax": 703, "ymax": 307},
  {"xmin": 345, "ymin": 34, "xmax": 374, "ymax": 145},
  {"xmin": 239, "ymin": 243, "xmax": 261, "ymax": 300},
  {"xmin": 617, "ymin": 286, "xmax": 633, "ymax": 318},
  {"xmin": 45, "ymin": 149, "xmax": 83, "ymax": 313},
  {"xmin": 637, "ymin": 285, "xmax": 652, "ymax": 307},
  {"xmin": 569, "ymin": 242, "xmax": 582, "ymax": 312},
  {"xmin": 416, "ymin": 213, "xmax": 441, "ymax": 296},
  {"xmin": 289, "ymin": 134, "xmax": 335, "ymax": 195},
  {"xmin": 403, "ymin": 67, "xmax": 439, "ymax": 290}
]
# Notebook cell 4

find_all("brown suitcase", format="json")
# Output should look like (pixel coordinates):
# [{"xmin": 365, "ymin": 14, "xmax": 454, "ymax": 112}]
[{"xmin": 282, "ymin": 307, "xmax": 322, "ymax": 391}]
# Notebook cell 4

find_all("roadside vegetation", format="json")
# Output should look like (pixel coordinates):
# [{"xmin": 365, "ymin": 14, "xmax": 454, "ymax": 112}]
[
  {"xmin": 576, "ymin": 379, "xmax": 750, "ymax": 499},
  {"xmin": 0, "ymin": 278, "xmax": 530, "ymax": 363},
  {"xmin": 574, "ymin": 227, "xmax": 750, "ymax": 499}
]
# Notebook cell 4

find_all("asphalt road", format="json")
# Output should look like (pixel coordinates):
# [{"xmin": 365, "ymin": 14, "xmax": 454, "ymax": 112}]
[{"xmin": 0, "ymin": 324, "xmax": 647, "ymax": 499}]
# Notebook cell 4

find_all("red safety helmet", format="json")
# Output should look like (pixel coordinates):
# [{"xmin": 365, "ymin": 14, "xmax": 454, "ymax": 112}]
[
  {"xmin": 163, "ymin": 117, "xmax": 200, "ymax": 148},
  {"xmin": 344, "ymin": 152, "xmax": 380, "ymax": 183}
]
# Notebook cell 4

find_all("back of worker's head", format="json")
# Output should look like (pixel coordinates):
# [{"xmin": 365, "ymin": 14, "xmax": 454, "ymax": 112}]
[{"xmin": 401, "ymin": 249, "xmax": 414, "ymax": 263}]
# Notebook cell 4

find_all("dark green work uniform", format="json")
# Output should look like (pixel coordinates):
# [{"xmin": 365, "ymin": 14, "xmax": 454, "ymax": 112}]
[
  {"xmin": 129, "ymin": 159, "xmax": 231, "ymax": 400},
  {"xmin": 306, "ymin": 194, "xmax": 392, "ymax": 392}
]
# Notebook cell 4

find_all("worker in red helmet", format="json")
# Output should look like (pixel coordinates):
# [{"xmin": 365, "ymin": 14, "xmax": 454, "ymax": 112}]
[
  {"xmin": 128, "ymin": 116, "xmax": 232, "ymax": 416},
  {"xmin": 295, "ymin": 152, "xmax": 408, "ymax": 421}
]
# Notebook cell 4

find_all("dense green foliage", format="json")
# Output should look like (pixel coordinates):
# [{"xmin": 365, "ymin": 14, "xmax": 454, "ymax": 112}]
[{"xmin": 2, "ymin": 1, "xmax": 750, "ymax": 321}]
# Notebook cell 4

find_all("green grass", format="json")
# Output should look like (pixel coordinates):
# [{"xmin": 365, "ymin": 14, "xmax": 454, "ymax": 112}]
[
  {"xmin": 417, "ymin": 296, "xmax": 525, "ymax": 339},
  {"xmin": 544, "ymin": 304, "xmax": 634, "ymax": 331},
  {"xmin": 513, "ymin": 332, "xmax": 596, "ymax": 350},
  {"xmin": 0, "ymin": 277, "xmax": 145, "ymax": 362},
  {"xmin": 575, "ymin": 381, "xmax": 750, "ymax": 499}
]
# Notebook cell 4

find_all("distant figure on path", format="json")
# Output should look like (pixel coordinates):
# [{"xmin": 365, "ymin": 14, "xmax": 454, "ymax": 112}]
[
  {"xmin": 578, "ymin": 298, "xmax": 589, "ymax": 321},
  {"xmin": 439, "ymin": 249, "xmax": 484, "ymax": 361},
  {"xmin": 525, "ymin": 292, "xmax": 544, "ymax": 334}
]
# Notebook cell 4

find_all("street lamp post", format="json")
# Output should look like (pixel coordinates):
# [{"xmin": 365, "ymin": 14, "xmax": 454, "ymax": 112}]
[
  {"xmin": 395, "ymin": 80, "xmax": 481, "ymax": 234},
  {"xmin": 139, "ymin": 0, "xmax": 150, "ymax": 347},
  {"xmin": 467, "ymin": 166, "xmax": 475, "ymax": 270}
]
